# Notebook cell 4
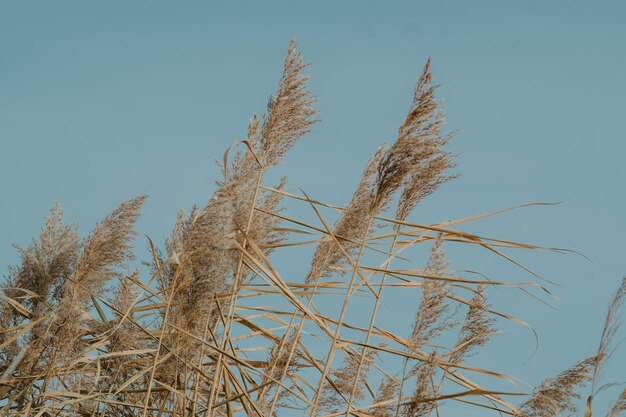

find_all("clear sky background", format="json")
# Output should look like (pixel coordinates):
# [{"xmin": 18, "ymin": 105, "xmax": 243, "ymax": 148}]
[{"xmin": 1, "ymin": 1, "xmax": 626, "ymax": 414}]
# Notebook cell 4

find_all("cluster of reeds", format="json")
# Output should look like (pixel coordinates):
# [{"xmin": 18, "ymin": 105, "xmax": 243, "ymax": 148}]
[{"xmin": 1, "ymin": 41, "xmax": 625, "ymax": 417}]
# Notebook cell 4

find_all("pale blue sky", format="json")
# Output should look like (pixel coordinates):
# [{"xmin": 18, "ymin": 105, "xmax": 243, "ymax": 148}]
[{"xmin": 1, "ymin": 1, "xmax": 626, "ymax": 414}]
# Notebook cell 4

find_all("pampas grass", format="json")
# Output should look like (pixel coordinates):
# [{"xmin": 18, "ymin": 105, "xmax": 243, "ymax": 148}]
[{"xmin": 1, "ymin": 40, "xmax": 624, "ymax": 417}]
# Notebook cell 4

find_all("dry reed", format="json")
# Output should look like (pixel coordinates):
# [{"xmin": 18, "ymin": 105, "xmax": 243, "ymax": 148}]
[{"xmin": 0, "ymin": 40, "xmax": 624, "ymax": 417}]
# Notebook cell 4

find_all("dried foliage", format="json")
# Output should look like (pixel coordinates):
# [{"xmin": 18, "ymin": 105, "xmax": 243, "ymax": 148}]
[{"xmin": 0, "ymin": 40, "xmax": 624, "ymax": 417}]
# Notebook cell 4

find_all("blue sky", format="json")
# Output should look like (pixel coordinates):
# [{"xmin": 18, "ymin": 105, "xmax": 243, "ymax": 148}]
[{"xmin": 1, "ymin": 1, "xmax": 626, "ymax": 414}]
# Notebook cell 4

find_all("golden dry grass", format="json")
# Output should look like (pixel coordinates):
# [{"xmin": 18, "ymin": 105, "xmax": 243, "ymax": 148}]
[{"xmin": 0, "ymin": 40, "xmax": 624, "ymax": 417}]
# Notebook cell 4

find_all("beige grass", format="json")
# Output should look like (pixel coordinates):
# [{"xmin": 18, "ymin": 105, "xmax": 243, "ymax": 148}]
[{"xmin": 0, "ymin": 40, "xmax": 624, "ymax": 417}]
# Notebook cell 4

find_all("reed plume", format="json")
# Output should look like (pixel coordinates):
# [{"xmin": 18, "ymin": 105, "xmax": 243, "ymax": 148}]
[
  {"xmin": 371, "ymin": 376, "xmax": 401, "ymax": 417},
  {"xmin": 320, "ymin": 348, "xmax": 377, "ymax": 412},
  {"xmin": 308, "ymin": 146, "xmax": 385, "ymax": 281},
  {"xmin": 516, "ymin": 357, "xmax": 595, "ymax": 417},
  {"xmin": 0, "ymin": 203, "xmax": 78, "ymax": 372},
  {"xmin": 395, "ymin": 235, "xmax": 453, "ymax": 417},
  {"xmin": 449, "ymin": 284, "xmax": 496, "ymax": 364},
  {"xmin": 582, "ymin": 276, "xmax": 626, "ymax": 416},
  {"xmin": 261, "ymin": 40, "xmax": 317, "ymax": 167},
  {"xmin": 403, "ymin": 353, "xmax": 437, "ymax": 417},
  {"xmin": 408, "ymin": 234, "xmax": 455, "ymax": 351},
  {"xmin": 53, "ymin": 195, "xmax": 146, "ymax": 356}
]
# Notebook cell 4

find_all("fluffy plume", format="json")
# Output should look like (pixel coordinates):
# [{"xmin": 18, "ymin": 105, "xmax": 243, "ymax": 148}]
[
  {"xmin": 0, "ymin": 197, "xmax": 144, "ymax": 405},
  {"xmin": 516, "ymin": 357, "xmax": 595, "ymax": 417},
  {"xmin": 404, "ymin": 353, "xmax": 438, "ymax": 417},
  {"xmin": 12, "ymin": 203, "xmax": 79, "ymax": 312},
  {"xmin": 409, "ymin": 235, "xmax": 454, "ymax": 352},
  {"xmin": 1, "ymin": 204, "xmax": 78, "ymax": 324},
  {"xmin": 583, "ymin": 276, "xmax": 626, "ymax": 415},
  {"xmin": 597, "ymin": 276, "xmax": 626, "ymax": 362},
  {"xmin": 106, "ymin": 271, "xmax": 146, "ymax": 352},
  {"xmin": 170, "ymin": 184, "xmax": 239, "ymax": 330},
  {"xmin": 321, "ymin": 349, "xmax": 377, "ymax": 411},
  {"xmin": 375, "ymin": 59, "xmax": 453, "ymax": 214},
  {"xmin": 92, "ymin": 272, "xmax": 147, "ymax": 387},
  {"xmin": 396, "ymin": 150, "xmax": 455, "ymax": 222},
  {"xmin": 308, "ymin": 59, "xmax": 453, "ymax": 283},
  {"xmin": 308, "ymin": 147, "xmax": 385, "ymax": 281},
  {"xmin": 147, "ymin": 42, "xmax": 317, "ymax": 394},
  {"xmin": 261, "ymin": 39, "xmax": 317, "ymax": 167},
  {"xmin": 257, "ymin": 329, "xmax": 301, "ymax": 410},
  {"xmin": 396, "ymin": 236, "xmax": 452, "ymax": 417},
  {"xmin": 0, "ymin": 203, "xmax": 78, "ymax": 372},
  {"xmin": 248, "ymin": 177, "xmax": 288, "ymax": 258},
  {"xmin": 164, "ymin": 41, "xmax": 316, "ymax": 334},
  {"xmin": 449, "ymin": 284, "xmax": 496, "ymax": 364},
  {"xmin": 53, "ymin": 195, "xmax": 146, "ymax": 354},
  {"xmin": 396, "ymin": 62, "xmax": 455, "ymax": 221},
  {"xmin": 371, "ymin": 376, "xmax": 400, "ymax": 417}
]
